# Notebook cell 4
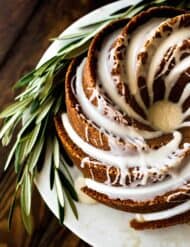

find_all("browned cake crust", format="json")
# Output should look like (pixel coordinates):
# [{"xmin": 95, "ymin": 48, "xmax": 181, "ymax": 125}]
[
  {"xmin": 55, "ymin": 116, "xmax": 190, "ymax": 211},
  {"xmin": 130, "ymin": 210, "xmax": 190, "ymax": 230},
  {"xmin": 64, "ymin": 53, "xmax": 190, "ymax": 186},
  {"xmin": 55, "ymin": 6, "xmax": 190, "ymax": 230},
  {"xmin": 55, "ymin": 116, "xmax": 190, "ymax": 229},
  {"xmin": 67, "ymin": 7, "xmax": 187, "ymax": 152},
  {"xmin": 65, "ymin": 6, "xmax": 190, "ymax": 164}
]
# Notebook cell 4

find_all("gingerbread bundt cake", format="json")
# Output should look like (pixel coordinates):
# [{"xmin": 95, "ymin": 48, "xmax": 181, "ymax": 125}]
[{"xmin": 55, "ymin": 6, "xmax": 190, "ymax": 230}]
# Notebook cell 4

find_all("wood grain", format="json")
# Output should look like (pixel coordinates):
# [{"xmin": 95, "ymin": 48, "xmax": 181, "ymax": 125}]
[
  {"xmin": 0, "ymin": 0, "xmax": 40, "ymax": 65},
  {"xmin": 0, "ymin": 0, "xmax": 113, "ymax": 246}
]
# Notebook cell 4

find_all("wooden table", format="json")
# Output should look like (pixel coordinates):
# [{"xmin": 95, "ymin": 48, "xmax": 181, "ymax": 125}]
[{"xmin": 0, "ymin": 1, "xmax": 112, "ymax": 246}]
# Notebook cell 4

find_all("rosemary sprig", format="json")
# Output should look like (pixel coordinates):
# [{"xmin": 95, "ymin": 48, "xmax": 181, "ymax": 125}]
[
  {"xmin": 0, "ymin": 0, "xmax": 189, "ymax": 233},
  {"xmin": 50, "ymin": 135, "xmax": 78, "ymax": 224}
]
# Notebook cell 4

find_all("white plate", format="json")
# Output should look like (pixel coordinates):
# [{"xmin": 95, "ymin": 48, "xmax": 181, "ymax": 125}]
[{"xmin": 35, "ymin": 1, "xmax": 190, "ymax": 246}]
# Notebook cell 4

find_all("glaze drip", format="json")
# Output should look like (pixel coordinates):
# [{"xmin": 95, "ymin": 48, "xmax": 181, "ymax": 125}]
[{"xmin": 61, "ymin": 7, "xmax": 190, "ymax": 226}]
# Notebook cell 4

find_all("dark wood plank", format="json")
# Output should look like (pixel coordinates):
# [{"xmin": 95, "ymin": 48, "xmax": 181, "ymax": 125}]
[
  {"xmin": 0, "ymin": 0, "xmax": 40, "ymax": 65},
  {"xmin": 0, "ymin": 0, "xmax": 113, "ymax": 246}
]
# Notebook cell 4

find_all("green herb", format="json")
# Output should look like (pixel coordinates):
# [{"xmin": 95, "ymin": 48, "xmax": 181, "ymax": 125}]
[{"xmin": 0, "ymin": 0, "xmax": 189, "ymax": 232}]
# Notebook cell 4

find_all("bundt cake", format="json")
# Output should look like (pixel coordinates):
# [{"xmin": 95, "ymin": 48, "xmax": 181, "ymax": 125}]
[{"xmin": 55, "ymin": 6, "xmax": 190, "ymax": 230}]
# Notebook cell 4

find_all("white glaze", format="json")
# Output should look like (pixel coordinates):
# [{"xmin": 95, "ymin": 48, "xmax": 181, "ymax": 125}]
[
  {"xmin": 147, "ymin": 28, "xmax": 190, "ymax": 103},
  {"xmin": 127, "ymin": 18, "xmax": 165, "ymax": 113},
  {"xmin": 135, "ymin": 200, "xmax": 190, "ymax": 222},
  {"xmin": 98, "ymin": 30, "xmax": 149, "ymax": 123},
  {"xmin": 64, "ymin": 12, "xmax": 190, "ymax": 224},
  {"xmin": 165, "ymin": 56, "xmax": 190, "ymax": 99},
  {"xmin": 62, "ymin": 114, "xmax": 190, "ymax": 187},
  {"xmin": 84, "ymin": 168, "xmax": 190, "ymax": 201},
  {"xmin": 179, "ymin": 83, "xmax": 190, "ymax": 105},
  {"xmin": 75, "ymin": 58, "xmax": 161, "ymax": 142}
]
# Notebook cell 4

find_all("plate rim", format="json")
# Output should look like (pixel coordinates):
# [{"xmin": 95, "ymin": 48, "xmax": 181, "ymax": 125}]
[
  {"xmin": 35, "ymin": 1, "xmax": 138, "ymax": 246},
  {"xmin": 35, "ymin": 1, "xmax": 190, "ymax": 247}
]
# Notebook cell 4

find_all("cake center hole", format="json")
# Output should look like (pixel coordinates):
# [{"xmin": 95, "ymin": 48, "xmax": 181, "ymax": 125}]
[{"xmin": 148, "ymin": 100, "xmax": 182, "ymax": 132}]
